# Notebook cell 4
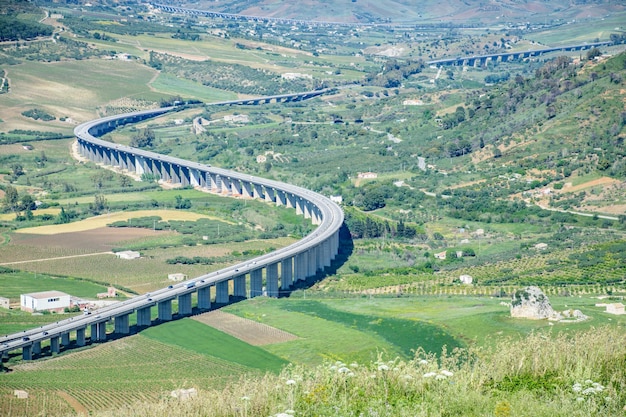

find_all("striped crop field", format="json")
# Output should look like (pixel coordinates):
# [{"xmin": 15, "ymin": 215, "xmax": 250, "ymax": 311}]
[{"xmin": 0, "ymin": 333, "xmax": 266, "ymax": 414}]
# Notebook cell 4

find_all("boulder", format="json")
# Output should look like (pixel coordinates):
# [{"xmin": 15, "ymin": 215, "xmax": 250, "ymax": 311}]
[{"xmin": 510, "ymin": 286, "xmax": 555, "ymax": 319}]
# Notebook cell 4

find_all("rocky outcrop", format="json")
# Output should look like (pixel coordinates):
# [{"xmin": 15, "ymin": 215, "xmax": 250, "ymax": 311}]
[
  {"xmin": 510, "ymin": 286, "xmax": 555, "ymax": 319},
  {"xmin": 510, "ymin": 286, "xmax": 589, "ymax": 322}
]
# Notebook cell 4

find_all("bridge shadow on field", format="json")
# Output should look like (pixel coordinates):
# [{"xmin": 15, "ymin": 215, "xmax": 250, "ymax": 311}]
[{"xmin": 280, "ymin": 222, "xmax": 354, "ymax": 297}]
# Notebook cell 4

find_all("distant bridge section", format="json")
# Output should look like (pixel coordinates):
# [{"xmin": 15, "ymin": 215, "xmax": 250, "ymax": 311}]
[
  {"xmin": 427, "ymin": 41, "xmax": 612, "ymax": 67},
  {"xmin": 152, "ymin": 3, "xmax": 361, "ymax": 27},
  {"xmin": 1, "ymin": 92, "xmax": 343, "ymax": 363}
]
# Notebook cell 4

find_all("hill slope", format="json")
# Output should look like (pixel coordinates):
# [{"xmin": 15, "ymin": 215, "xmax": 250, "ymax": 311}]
[{"xmin": 176, "ymin": 0, "xmax": 625, "ymax": 24}]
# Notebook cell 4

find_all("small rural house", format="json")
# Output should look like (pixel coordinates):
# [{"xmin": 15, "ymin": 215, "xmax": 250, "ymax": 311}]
[
  {"xmin": 434, "ymin": 251, "xmax": 447, "ymax": 260},
  {"xmin": 0, "ymin": 296, "xmax": 10, "ymax": 309},
  {"xmin": 116, "ymin": 250, "xmax": 140, "ymax": 260},
  {"xmin": 606, "ymin": 303, "xmax": 625, "ymax": 315},
  {"xmin": 21, "ymin": 291, "xmax": 70, "ymax": 313},
  {"xmin": 168, "ymin": 273, "xmax": 188, "ymax": 282}
]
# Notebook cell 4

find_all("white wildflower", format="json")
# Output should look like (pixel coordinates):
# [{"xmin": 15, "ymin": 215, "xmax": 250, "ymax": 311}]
[
  {"xmin": 338, "ymin": 367, "xmax": 350, "ymax": 373},
  {"xmin": 419, "ymin": 359, "xmax": 428, "ymax": 365},
  {"xmin": 378, "ymin": 364, "xmax": 389, "ymax": 371},
  {"xmin": 576, "ymin": 397, "xmax": 585, "ymax": 402},
  {"xmin": 435, "ymin": 374, "xmax": 447, "ymax": 380},
  {"xmin": 403, "ymin": 375, "xmax": 413, "ymax": 380},
  {"xmin": 572, "ymin": 383, "xmax": 582, "ymax": 392},
  {"xmin": 329, "ymin": 365, "xmax": 337, "ymax": 371},
  {"xmin": 582, "ymin": 387, "xmax": 596, "ymax": 396},
  {"xmin": 350, "ymin": 363, "xmax": 359, "ymax": 368},
  {"xmin": 241, "ymin": 396, "xmax": 250, "ymax": 401},
  {"xmin": 286, "ymin": 379, "xmax": 296, "ymax": 386},
  {"xmin": 440, "ymin": 370, "xmax": 454, "ymax": 377},
  {"xmin": 584, "ymin": 379, "xmax": 593, "ymax": 385},
  {"xmin": 423, "ymin": 372, "xmax": 437, "ymax": 378}
]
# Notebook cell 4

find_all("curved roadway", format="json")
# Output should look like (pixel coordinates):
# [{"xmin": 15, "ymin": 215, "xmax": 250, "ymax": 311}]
[{"xmin": 1, "ymin": 93, "xmax": 343, "ymax": 359}]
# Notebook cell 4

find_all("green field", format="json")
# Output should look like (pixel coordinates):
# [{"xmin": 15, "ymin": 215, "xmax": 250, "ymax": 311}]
[
  {"xmin": 142, "ymin": 318, "xmax": 288, "ymax": 372},
  {"xmin": 0, "ymin": 270, "xmax": 108, "ymax": 301}
]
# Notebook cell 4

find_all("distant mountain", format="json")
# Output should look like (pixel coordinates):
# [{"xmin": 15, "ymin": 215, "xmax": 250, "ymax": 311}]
[{"xmin": 172, "ymin": 0, "xmax": 625, "ymax": 24}]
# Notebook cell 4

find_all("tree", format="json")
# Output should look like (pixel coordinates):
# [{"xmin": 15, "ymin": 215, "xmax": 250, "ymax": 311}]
[
  {"xmin": 3, "ymin": 185, "xmax": 19, "ymax": 212},
  {"xmin": 130, "ymin": 128, "xmax": 156, "ymax": 148},
  {"xmin": 586, "ymin": 48, "xmax": 602, "ymax": 60},
  {"xmin": 11, "ymin": 164, "xmax": 24, "ymax": 177},
  {"xmin": 19, "ymin": 194, "xmax": 35, "ymax": 211},
  {"xmin": 57, "ymin": 207, "xmax": 70, "ymax": 224},
  {"xmin": 174, "ymin": 195, "xmax": 191, "ymax": 209},
  {"xmin": 119, "ymin": 175, "xmax": 132, "ymax": 187},
  {"xmin": 90, "ymin": 194, "xmax": 108, "ymax": 214},
  {"xmin": 362, "ymin": 189, "xmax": 385, "ymax": 211}
]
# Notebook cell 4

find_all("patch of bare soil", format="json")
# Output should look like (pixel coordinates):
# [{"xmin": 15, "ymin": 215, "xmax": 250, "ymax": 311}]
[
  {"xmin": 192, "ymin": 310, "xmax": 298, "ymax": 346},
  {"xmin": 561, "ymin": 177, "xmax": 620, "ymax": 193},
  {"xmin": 57, "ymin": 391, "xmax": 88, "ymax": 416}
]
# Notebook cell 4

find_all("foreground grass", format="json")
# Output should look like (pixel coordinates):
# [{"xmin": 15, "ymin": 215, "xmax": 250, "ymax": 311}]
[{"xmin": 94, "ymin": 327, "xmax": 625, "ymax": 417}]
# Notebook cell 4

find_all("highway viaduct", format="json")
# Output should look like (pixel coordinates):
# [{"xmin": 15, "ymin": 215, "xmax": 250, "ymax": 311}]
[
  {"xmin": 0, "ymin": 91, "xmax": 343, "ymax": 363},
  {"xmin": 426, "ymin": 41, "xmax": 612, "ymax": 67}
]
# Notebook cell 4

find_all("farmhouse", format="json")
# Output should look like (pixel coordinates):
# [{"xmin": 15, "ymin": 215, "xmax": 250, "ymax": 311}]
[
  {"xmin": 596, "ymin": 303, "xmax": 626, "ymax": 315},
  {"xmin": 357, "ymin": 172, "xmax": 378, "ymax": 179},
  {"xmin": 20, "ymin": 291, "xmax": 70, "ymax": 313},
  {"xmin": 168, "ymin": 273, "xmax": 188, "ymax": 282},
  {"xmin": 0, "ymin": 296, "xmax": 10, "ymax": 309},
  {"xmin": 434, "ymin": 251, "xmax": 447, "ymax": 260},
  {"xmin": 116, "ymin": 250, "xmax": 140, "ymax": 260},
  {"xmin": 97, "ymin": 287, "xmax": 117, "ymax": 299}
]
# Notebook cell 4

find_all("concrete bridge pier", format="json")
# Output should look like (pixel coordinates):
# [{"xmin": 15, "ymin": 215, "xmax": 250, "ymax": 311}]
[
  {"xmin": 281, "ymin": 257, "xmax": 293, "ymax": 290},
  {"xmin": 322, "ymin": 239, "xmax": 331, "ymax": 268},
  {"xmin": 136, "ymin": 307, "xmax": 152, "ymax": 327},
  {"xmin": 178, "ymin": 293, "xmax": 192, "ymax": 316},
  {"xmin": 22, "ymin": 345, "xmax": 32, "ymax": 361},
  {"xmin": 233, "ymin": 275, "xmax": 246, "ymax": 298},
  {"xmin": 96, "ymin": 322, "xmax": 107, "ymax": 341},
  {"xmin": 61, "ymin": 332, "xmax": 70, "ymax": 346},
  {"xmin": 76, "ymin": 327, "xmax": 86, "ymax": 346},
  {"xmin": 266, "ymin": 263, "xmax": 279, "ymax": 297},
  {"xmin": 32, "ymin": 341, "xmax": 41, "ymax": 355},
  {"xmin": 114, "ymin": 314, "xmax": 130, "ymax": 334},
  {"xmin": 197, "ymin": 286, "xmax": 212, "ymax": 310},
  {"xmin": 158, "ymin": 300, "xmax": 173, "ymax": 321},
  {"xmin": 307, "ymin": 248, "xmax": 317, "ymax": 277},
  {"xmin": 250, "ymin": 269, "xmax": 263, "ymax": 298},
  {"xmin": 294, "ymin": 252, "xmax": 306, "ymax": 282},
  {"xmin": 215, "ymin": 281, "xmax": 229, "ymax": 304},
  {"xmin": 50, "ymin": 336, "xmax": 60, "ymax": 354},
  {"xmin": 241, "ymin": 181, "xmax": 253, "ymax": 198}
]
